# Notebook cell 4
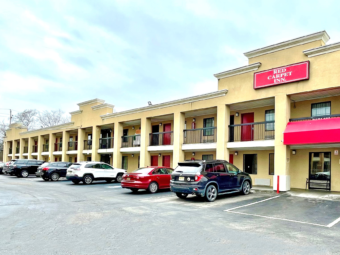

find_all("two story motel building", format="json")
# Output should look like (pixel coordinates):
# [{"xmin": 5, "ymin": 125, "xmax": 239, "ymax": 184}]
[{"xmin": 4, "ymin": 31, "xmax": 340, "ymax": 192}]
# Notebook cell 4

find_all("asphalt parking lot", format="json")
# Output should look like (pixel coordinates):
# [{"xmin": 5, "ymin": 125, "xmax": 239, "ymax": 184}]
[{"xmin": 1, "ymin": 175, "xmax": 340, "ymax": 255}]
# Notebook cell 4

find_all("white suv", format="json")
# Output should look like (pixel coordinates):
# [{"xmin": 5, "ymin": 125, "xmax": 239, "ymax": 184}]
[{"xmin": 66, "ymin": 162, "xmax": 127, "ymax": 185}]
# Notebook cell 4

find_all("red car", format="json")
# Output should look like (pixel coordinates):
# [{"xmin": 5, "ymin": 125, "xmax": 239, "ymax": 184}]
[{"xmin": 121, "ymin": 166, "xmax": 173, "ymax": 193}]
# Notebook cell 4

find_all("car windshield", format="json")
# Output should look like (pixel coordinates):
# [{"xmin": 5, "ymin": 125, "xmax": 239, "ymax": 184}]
[
  {"xmin": 174, "ymin": 163, "xmax": 203, "ymax": 174},
  {"xmin": 40, "ymin": 163, "xmax": 50, "ymax": 168},
  {"xmin": 70, "ymin": 164, "xmax": 81, "ymax": 170},
  {"xmin": 133, "ymin": 168, "xmax": 154, "ymax": 174}
]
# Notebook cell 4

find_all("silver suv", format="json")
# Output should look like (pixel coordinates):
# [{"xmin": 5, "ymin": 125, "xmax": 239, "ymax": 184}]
[{"xmin": 66, "ymin": 161, "xmax": 127, "ymax": 185}]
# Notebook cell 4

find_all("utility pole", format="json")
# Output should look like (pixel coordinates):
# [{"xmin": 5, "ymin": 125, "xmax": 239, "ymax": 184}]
[{"xmin": 9, "ymin": 109, "xmax": 13, "ymax": 124}]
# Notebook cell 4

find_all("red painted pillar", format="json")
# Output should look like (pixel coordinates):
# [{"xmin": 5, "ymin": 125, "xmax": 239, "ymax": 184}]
[{"xmin": 277, "ymin": 175, "xmax": 280, "ymax": 194}]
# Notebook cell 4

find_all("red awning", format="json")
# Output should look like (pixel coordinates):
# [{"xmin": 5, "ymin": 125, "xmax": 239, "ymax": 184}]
[{"xmin": 284, "ymin": 117, "xmax": 340, "ymax": 145}]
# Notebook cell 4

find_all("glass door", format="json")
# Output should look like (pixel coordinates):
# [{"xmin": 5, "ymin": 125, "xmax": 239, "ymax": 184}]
[{"xmin": 309, "ymin": 152, "xmax": 331, "ymax": 190}]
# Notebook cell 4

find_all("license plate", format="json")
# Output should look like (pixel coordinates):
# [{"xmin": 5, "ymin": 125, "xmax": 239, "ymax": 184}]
[
  {"xmin": 179, "ymin": 177, "xmax": 184, "ymax": 181},
  {"xmin": 126, "ymin": 178, "xmax": 130, "ymax": 181}
]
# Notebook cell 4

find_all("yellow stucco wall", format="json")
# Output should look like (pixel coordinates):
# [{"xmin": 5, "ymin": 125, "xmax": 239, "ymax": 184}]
[{"xmin": 184, "ymin": 151, "xmax": 217, "ymax": 161}]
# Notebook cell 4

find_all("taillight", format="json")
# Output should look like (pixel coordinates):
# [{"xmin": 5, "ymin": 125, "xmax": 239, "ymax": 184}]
[
  {"xmin": 195, "ymin": 174, "xmax": 203, "ymax": 182},
  {"xmin": 42, "ymin": 167, "xmax": 49, "ymax": 171}
]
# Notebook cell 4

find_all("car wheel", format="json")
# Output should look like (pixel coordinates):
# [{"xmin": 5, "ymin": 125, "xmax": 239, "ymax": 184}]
[
  {"xmin": 83, "ymin": 175, "xmax": 93, "ymax": 185},
  {"xmin": 242, "ymin": 180, "xmax": 251, "ymax": 195},
  {"xmin": 205, "ymin": 184, "xmax": 217, "ymax": 202},
  {"xmin": 43, "ymin": 178, "xmax": 49, "ymax": 181},
  {"xmin": 176, "ymin": 193, "xmax": 188, "ymax": 199},
  {"xmin": 51, "ymin": 173, "xmax": 60, "ymax": 182},
  {"xmin": 130, "ymin": 188, "xmax": 139, "ymax": 193},
  {"xmin": 148, "ymin": 182, "xmax": 158, "ymax": 193},
  {"xmin": 115, "ymin": 174, "xmax": 123, "ymax": 183},
  {"xmin": 72, "ymin": 180, "xmax": 80, "ymax": 185},
  {"xmin": 21, "ymin": 170, "xmax": 29, "ymax": 178}
]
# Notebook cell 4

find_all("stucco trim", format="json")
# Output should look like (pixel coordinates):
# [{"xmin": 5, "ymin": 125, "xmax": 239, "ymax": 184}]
[
  {"xmin": 244, "ymin": 31, "xmax": 330, "ymax": 59},
  {"xmin": 77, "ymin": 98, "xmax": 105, "ymax": 107},
  {"xmin": 303, "ymin": 42, "xmax": 340, "ymax": 58},
  {"xmin": 214, "ymin": 62, "xmax": 261, "ymax": 79},
  {"xmin": 101, "ymin": 90, "xmax": 228, "ymax": 120},
  {"xmin": 70, "ymin": 110, "xmax": 83, "ymax": 115},
  {"xmin": 20, "ymin": 122, "xmax": 75, "ymax": 135},
  {"xmin": 92, "ymin": 103, "xmax": 115, "ymax": 111}
]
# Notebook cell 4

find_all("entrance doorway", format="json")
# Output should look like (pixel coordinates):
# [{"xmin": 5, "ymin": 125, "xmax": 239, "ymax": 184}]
[
  {"xmin": 151, "ymin": 155, "xmax": 158, "ymax": 166},
  {"xmin": 163, "ymin": 124, "xmax": 171, "ymax": 145},
  {"xmin": 162, "ymin": 155, "xmax": 170, "ymax": 167},
  {"xmin": 151, "ymin": 125, "xmax": 159, "ymax": 145},
  {"xmin": 229, "ymin": 115, "xmax": 234, "ymax": 142},
  {"xmin": 244, "ymin": 154, "xmax": 257, "ymax": 174},
  {"xmin": 241, "ymin": 113, "xmax": 254, "ymax": 141},
  {"xmin": 100, "ymin": 154, "xmax": 110, "ymax": 164},
  {"xmin": 309, "ymin": 152, "xmax": 331, "ymax": 190}
]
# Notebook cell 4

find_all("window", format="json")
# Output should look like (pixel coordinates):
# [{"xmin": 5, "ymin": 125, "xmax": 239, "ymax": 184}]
[
  {"xmin": 225, "ymin": 163, "xmax": 239, "ymax": 174},
  {"xmin": 85, "ymin": 163, "xmax": 95, "ymax": 168},
  {"xmin": 205, "ymin": 163, "xmax": 214, "ymax": 173},
  {"xmin": 269, "ymin": 153, "xmax": 274, "ymax": 175},
  {"xmin": 311, "ymin": 102, "xmax": 331, "ymax": 117},
  {"xmin": 166, "ymin": 168, "xmax": 173, "ymax": 174},
  {"xmin": 265, "ymin": 109, "xmax": 275, "ymax": 131},
  {"xmin": 122, "ymin": 156, "xmax": 128, "ymax": 170},
  {"xmin": 101, "ymin": 164, "xmax": 113, "ymax": 169},
  {"xmin": 202, "ymin": 155, "xmax": 213, "ymax": 161},
  {"xmin": 203, "ymin": 118, "xmax": 214, "ymax": 136},
  {"xmin": 154, "ymin": 168, "xmax": 167, "ymax": 174},
  {"xmin": 213, "ymin": 163, "xmax": 226, "ymax": 173}
]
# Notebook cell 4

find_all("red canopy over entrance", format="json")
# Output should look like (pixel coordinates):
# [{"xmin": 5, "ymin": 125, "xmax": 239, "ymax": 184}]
[{"xmin": 284, "ymin": 118, "xmax": 340, "ymax": 145}]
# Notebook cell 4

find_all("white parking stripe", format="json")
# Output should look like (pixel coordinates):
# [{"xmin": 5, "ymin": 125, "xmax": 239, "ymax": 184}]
[
  {"xmin": 327, "ymin": 216, "xmax": 340, "ymax": 228},
  {"xmin": 227, "ymin": 211, "xmax": 328, "ymax": 228},
  {"xmin": 225, "ymin": 196, "xmax": 280, "ymax": 212}
]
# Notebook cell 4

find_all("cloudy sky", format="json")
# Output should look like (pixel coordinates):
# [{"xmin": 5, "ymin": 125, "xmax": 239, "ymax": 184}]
[{"xmin": 0, "ymin": 0, "xmax": 339, "ymax": 121}]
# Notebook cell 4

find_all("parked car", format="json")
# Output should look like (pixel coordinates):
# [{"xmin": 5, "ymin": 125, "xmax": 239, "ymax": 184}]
[
  {"xmin": 66, "ymin": 162, "xmax": 126, "ymax": 185},
  {"xmin": 121, "ymin": 166, "xmax": 174, "ymax": 193},
  {"xmin": 170, "ymin": 160, "xmax": 252, "ymax": 202},
  {"xmin": 0, "ymin": 162, "xmax": 4, "ymax": 174},
  {"xmin": 35, "ymin": 163, "xmax": 50, "ymax": 177},
  {"xmin": 3, "ymin": 160, "xmax": 18, "ymax": 175},
  {"xmin": 36, "ymin": 162, "xmax": 73, "ymax": 181},
  {"xmin": 9, "ymin": 159, "xmax": 45, "ymax": 178}
]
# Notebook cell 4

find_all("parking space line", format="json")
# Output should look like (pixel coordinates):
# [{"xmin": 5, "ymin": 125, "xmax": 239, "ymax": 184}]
[
  {"xmin": 227, "ymin": 211, "xmax": 328, "ymax": 228},
  {"xmin": 327, "ymin": 216, "xmax": 340, "ymax": 228},
  {"xmin": 225, "ymin": 195, "xmax": 280, "ymax": 212}
]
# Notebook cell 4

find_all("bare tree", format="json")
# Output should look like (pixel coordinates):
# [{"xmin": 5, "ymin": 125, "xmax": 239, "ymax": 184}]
[
  {"xmin": 38, "ymin": 109, "xmax": 71, "ymax": 128},
  {"xmin": 13, "ymin": 109, "xmax": 38, "ymax": 130},
  {"xmin": 0, "ymin": 120, "xmax": 9, "ymax": 152}
]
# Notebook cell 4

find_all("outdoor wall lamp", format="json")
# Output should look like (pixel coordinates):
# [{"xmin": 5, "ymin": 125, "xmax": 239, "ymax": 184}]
[
  {"xmin": 159, "ymin": 123, "xmax": 162, "ymax": 126},
  {"xmin": 192, "ymin": 152, "xmax": 195, "ymax": 156},
  {"xmin": 132, "ymin": 126, "xmax": 135, "ymax": 130},
  {"xmin": 292, "ymin": 150, "xmax": 296, "ymax": 155},
  {"xmin": 235, "ymin": 112, "xmax": 239, "ymax": 117},
  {"xmin": 235, "ymin": 151, "xmax": 238, "ymax": 156},
  {"xmin": 193, "ymin": 118, "xmax": 196, "ymax": 122},
  {"xmin": 158, "ymin": 153, "xmax": 161, "ymax": 157},
  {"xmin": 131, "ymin": 154, "xmax": 134, "ymax": 157}
]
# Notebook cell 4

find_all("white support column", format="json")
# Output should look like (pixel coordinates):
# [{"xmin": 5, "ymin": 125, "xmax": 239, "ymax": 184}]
[
  {"xmin": 49, "ymin": 133, "xmax": 56, "ymax": 162},
  {"xmin": 77, "ymin": 128, "xmax": 85, "ymax": 162},
  {"xmin": 91, "ymin": 126, "xmax": 101, "ymax": 162},
  {"xmin": 173, "ymin": 112, "xmax": 185, "ymax": 167},
  {"xmin": 113, "ymin": 122, "xmax": 123, "ymax": 168},
  {"xmin": 216, "ymin": 104, "xmax": 230, "ymax": 160},
  {"xmin": 62, "ymin": 131, "xmax": 70, "ymax": 162},
  {"xmin": 140, "ymin": 117, "xmax": 151, "ymax": 167},
  {"xmin": 37, "ymin": 135, "xmax": 43, "ymax": 160}
]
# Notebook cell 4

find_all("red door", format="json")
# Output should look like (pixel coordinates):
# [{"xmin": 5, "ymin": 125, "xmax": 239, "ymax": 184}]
[
  {"xmin": 241, "ymin": 113, "xmax": 254, "ymax": 141},
  {"xmin": 229, "ymin": 154, "xmax": 234, "ymax": 164},
  {"xmin": 163, "ymin": 124, "xmax": 171, "ymax": 145},
  {"xmin": 151, "ymin": 156, "xmax": 158, "ymax": 166},
  {"xmin": 162, "ymin": 155, "xmax": 170, "ymax": 167}
]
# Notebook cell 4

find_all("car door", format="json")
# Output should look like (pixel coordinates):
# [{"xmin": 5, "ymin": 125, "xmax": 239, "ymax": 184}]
[
  {"xmin": 213, "ymin": 163, "xmax": 230, "ymax": 191},
  {"xmin": 152, "ymin": 168, "xmax": 165, "ymax": 188},
  {"xmin": 58, "ymin": 163, "xmax": 68, "ymax": 177},
  {"xmin": 28, "ymin": 161, "xmax": 37, "ymax": 174},
  {"xmin": 92, "ymin": 163, "xmax": 102, "ymax": 179},
  {"xmin": 101, "ymin": 164, "xmax": 115, "ymax": 180},
  {"xmin": 225, "ymin": 163, "xmax": 241, "ymax": 190}
]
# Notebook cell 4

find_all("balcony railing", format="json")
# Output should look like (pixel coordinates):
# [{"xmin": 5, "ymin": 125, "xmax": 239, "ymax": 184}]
[
  {"xmin": 121, "ymin": 135, "xmax": 141, "ymax": 148},
  {"xmin": 289, "ymin": 114, "xmax": 340, "ymax": 122},
  {"xmin": 183, "ymin": 127, "xmax": 217, "ymax": 144},
  {"xmin": 16, "ymin": 147, "xmax": 19, "ymax": 154},
  {"xmin": 68, "ymin": 141, "xmax": 78, "ymax": 151},
  {"xmin": 32, "ymin": 145, "xmax": 38, "ymax": 153},
  {"xmin": 84, "ymin": 140, "xmax": 92, "ymax": 150},
  {"xmin": 149, "ymin": 132, "xmax": 173, "ymax": 146},
  {"xmin": 43, "ymin": 144, "xmax": 49, "ymax": 152},
  {"xmin": 54, "ymin": 142, "xmax": 62, "ymax": 152},
  {"xmin": 99, "ymin": 137, "xmax": 114, "ymax": 149},
  {"xmin": 229, "ymin": 121, "xmax": 275, "ymax": 142},
  {"xmin": 24, "ymin": 146, "xmax": 28, "ymax": 153},
  {"xmin": 9, "ymin": 148, "xmax": 12, "ymax": 154}
]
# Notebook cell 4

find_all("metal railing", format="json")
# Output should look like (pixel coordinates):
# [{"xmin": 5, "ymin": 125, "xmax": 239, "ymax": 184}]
[
  {"xmin": 99, "ymin": 137, "xmax": 114, "ymax": 149},
  {"xmin": 84, "ymin": 140, "xmax": 92, "ymax": 150},
  {"xmin": 121, "ymin": 135, "xmax": 141, "ymax": 148},
  {"xmin": 16, "ymin": 147, "xmax": 19, "ymax": 154},
  {"xmin": 24, "ymin": 146, "xmax": 28, "ymax": 153},
  {"xmin": 68, "ymin": 141, "xmax": 78, "ymax": 151},
  {"xmin": 290, "ymin": 114, "xmax": 340, "ymax": 122},
  {"xmin": 183, "ymin": 127, "xmax": 217, "ymax": 144},
  {"xmin": 32, "ymin": 145, "xmax": 38, "ymax": 153},
  {"xmin": 228, "ymin": 121, "xmax": 275, "ymax": 142},
  {"xmin": 54, "ymin": 142, "xmax": 62, "ymax": 152},
  {"xmin": 43, "ymin": 144, "xmax": 49, "ymax": 152},
  {"xmin": 9, "ymin": 148, "xmax": 12, "ymax": 154},
  {"xmin": 149, "ymin": 131, "xmax": 173, "ymax": 146}
]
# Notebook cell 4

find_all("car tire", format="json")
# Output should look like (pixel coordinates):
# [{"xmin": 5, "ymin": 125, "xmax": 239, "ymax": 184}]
[
  {"xmin": 205, "ymin": 184, "xmax": 218, "ymax": 202},
  {"xmin": 130, "ymin": 188, "xmax": 139, "ymax": 193},
  {"xmin": 242, "ymin": 180, "xmax": 251, "ymax": 195},
  {"xmin": 72, "ymin": 180, "xmax": 80, "ymax": 185},
  {"xmin": 115, "ymin": 174, "xmax": 123, "ymax": 183},
  {"xmin": 148, "ymin": 182, "xmax": 158, "ymax": 193},
  {"xmin": 21, "ymin": 170, "xmax": 29, "ymax": 178},
  {"xmin": 51, "ymin": 173, "xmax": 60, "ymax": 182},
  {"xmin": 83, "ymin": 175, "xmax": 93, "ymax": 185},
  {"xmin": 176, "ymin": 193, "xmax": 188, "ymax": 199},
  {"xmin": 43, "ymin": 178, "xmax": 49, "ymax": 181}
]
